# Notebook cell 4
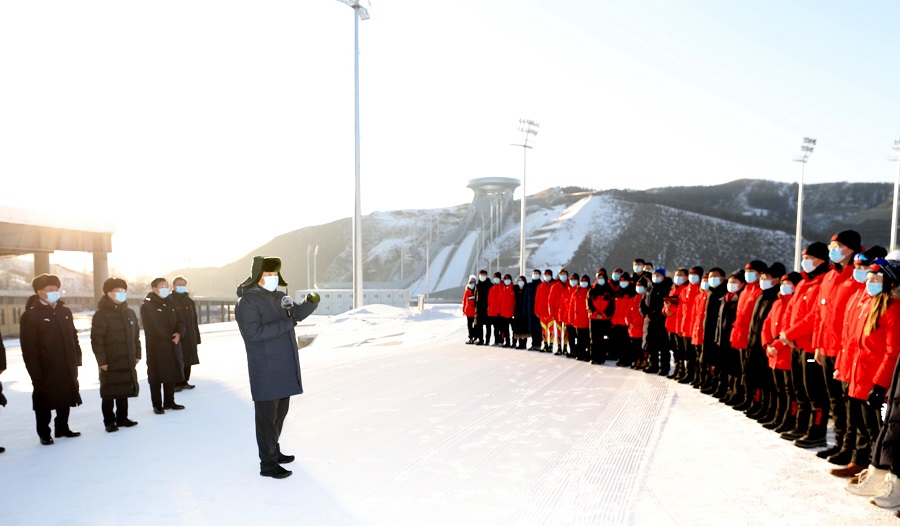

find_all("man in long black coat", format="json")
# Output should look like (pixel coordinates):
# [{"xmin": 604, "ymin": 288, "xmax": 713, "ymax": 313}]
[
  {"xmin": 1, "ymin": 328, "xmax": 7, "ymax": 453},
  {"xmin": 141, "ymin": 278, "xmax": 186, "ymax": 414},
  {"xmin": 524, "ymin": 269, "xmax": 543, "ymax": 350},
  {"xmin": 236, "ymin": 256, "xmax": 318, "ymax": 480},
  {"xmin": 640, "ymin": 268, "xmax": 672, "ymax": 375},
  {"xmin": 170, "ymin": 276, "xmax": 201, "ymax": 391},
  {"xmin": 91, "ymin": 277, "xmax": 141, "ymax": 432},
  {"xmin": 473, "ymin": 269, "xmax": 492, "ymax": 345},
  {"xmin": 20, "ymin": 274, "xmax": 83, "ymax": 445}
]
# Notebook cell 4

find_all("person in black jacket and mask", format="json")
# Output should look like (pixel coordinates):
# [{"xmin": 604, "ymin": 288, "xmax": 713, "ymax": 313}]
[
  {"xmin": 170, "ymin": 276, "xmax": 201, "ymax": 391},
  {"xmin": 141, "ymin": 278, "xmax": 186, "ymax": 414},
  {"xmin": 473, "ymin": 269, "xmax": 493, "ymax": 346},
  {"xmin": 700, "ymin": 268, "xmax": 728, "ymax": 394},
  {"xmin": 0, "ymin": 329, "xmax": 6, "ymax": 453},
  {"xmin": 641, "ymin": 268, "xmax": 672, "ymax": 375}
]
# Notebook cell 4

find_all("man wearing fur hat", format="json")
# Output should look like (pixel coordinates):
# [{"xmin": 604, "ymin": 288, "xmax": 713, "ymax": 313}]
[
  {"xmin": 91, "ymin": 277, "xmax": 141, "ymax": 433},
  {"xmin": 20, "ymin": 273, "xmax": 83, "ymax": 444},
  {"xmin": 235, "ymin": 256, "xmax": 318, "ymax": 479}
]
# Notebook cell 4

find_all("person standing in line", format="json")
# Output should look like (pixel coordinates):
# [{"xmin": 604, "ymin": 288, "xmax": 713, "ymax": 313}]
[
  {"xmin": 512, "ymin": 276, "xmax": 531, "ymax": 349},
  {"xmin": 488, "ymin": 272, "xmax": 504, "ymax": 346},
  {"xmin": 641, "ymin": 268, "xmax": 672, "ymax": 375},
  {"xmin": 628, "ymin": 276, "xmax": 649, "ymax": 369},
  {"xmin": 631, "ymin": 259, "xmax": 646, "ymax": 282},
  {"xmin": 663, "ymin": 268, "xmax": 688, "ymax": 380},
  {"xmin": 830, "ymin": 246, "xmax": 886, "ymax": 470},
  {"xmin": 778, "ymin": 242, "xmax": 831, "ymax": 449},
  {"xmin": 91, "ymin": 278, "xmax": 141, "ymax": 433},
  {"xmin": 744, "ymin": 263, "xmax": 785, "ymax": 421},
  {"xmin": 524, "ymin": 270, "xmax": 543, "ymax": 351},
  {"xmin": 140, "ymin": 278, "xmax": 186, "ymax": 415},
  {"xmin": 20, "ymin": 274, "xmax": 83, "ymax": 445},
  {"xmin": 844, "ymin": 259, "xmax": 900, "ymax": 508},
  {"xmin": 0, "ymin": 329, "xmax": 6, "ymax": 453},
  {"xmin": 235, "ymin": 256, "xmax": 318, "ymax": 480},
  {"xmin": 463, "ymin": 275, "xmax": 477, "ymax": 344},
  {"xmin": 687, "ymin": 273, "xmax": 709, "ymax": 388},
  {"xmin": 730, "ymin": 260, "xmax": 768, "ymax": 411},
  {"xmin": 611, "ymin": 272, "xmax": 633, "ymax": 367},
  {"xmin": 497, "ymin": 274, "xmax": 516, "ymax": 347},
  {"xmin": 588, "ymin": 269, "xmax": 615, "ymax": 365},
  {"xmin": 473, "ymin": 270, "xmax": 493, "ymax": 346},
  {"xmin": 811, "ymin": 231, "xmax": 862, "ymax": 462},
  {"xmin": 548, "ymin": 268, "xmax": 567, "ymax": 355},
  {"xmin": 570, "ymin": 274, "xmax": 591, "ymax": 361},
  {"xmin": 169, "ymin": 276, "xmax": 201, "ymax": 391},
  {"xmin": 762, "ymin": 271, "xmax": 802, "ymax": 432},
  {"xmin": 700, "ymin": 268, "xmax": 728, "ymax": 394},
  {"xmin": 676, "ymin": 266, "xmax": 703, "ymax": 384},
  {"xmin": 535, "ymin": 269, "xmax": 555, "ymax": 352},
  {"xmin": 715, "ymin": 270, "xmax": 745, "ymax": 404}
]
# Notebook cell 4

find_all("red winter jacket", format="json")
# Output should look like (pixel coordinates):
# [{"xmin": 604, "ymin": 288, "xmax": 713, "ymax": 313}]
[
  {"xmin": 836, "ymin": 286, "xmax": 867, "ymax": 383},
  {"xmin": 782, "ymin": 268, "xmax": 828, "ymax": 352},
  {"xmin": 547, "ymin": 280, "xmax": 564, "ymax": 321},
  {"xmin": 813, "ymin": 265, "xmax": 856, "ymax": 357},
  {"xmin": 487, "ymin": 283, "xmax": 502, "ymax": 317},
  {"xmin": 677, "ymin": 283, "xmax": 698, "ymax": 338},
  {"xmin": 730, "ymin": 281, "xmax": 761, "ymax": 350},
  {"xmin": 462, "ymin": 287, "xmax": 476, "ymax": 317},
  {"xmin": 498, "ymin": 284, "xmax": 515, "ymax": 319},
  {"xmin": 625, "ymin": 294, "xmax": 644, "ymax": 338},
  {"xmin": 663, "ymin": 284, "xmax": 684, "ymax": 333},
  {"xmin": 555, "ymin": 282, "xmax": 572, "ymax": 322},
  {"xmin": 690, "ymin": 289, "xmax": 708, "ymax": 346},
  {"xmin": 849, "ymin": 299, "xmax": 900, "ymax": 400},
  {"xmin": 762, "ymin": 294, "xmax": 794, "ymax": 371},
  {"xmin": 569, "ymin": 286, "xmax": 590, "ymax": 329},
  {"xmin": 612, "ymin": 293, "xmax": 631, "ymax": 327},
  {"xmin": 535, "ymin": 280, "xmax": 552, "ymax": 321}
]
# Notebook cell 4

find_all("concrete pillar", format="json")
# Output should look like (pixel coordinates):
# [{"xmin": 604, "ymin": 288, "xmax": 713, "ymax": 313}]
[
  {"xmin": 93, "ymin": 251, "xmax": 109, "ymax": 302},
  {"xmin": 33, "ymin": 251, "xmax": 52, "ymax": 277}
]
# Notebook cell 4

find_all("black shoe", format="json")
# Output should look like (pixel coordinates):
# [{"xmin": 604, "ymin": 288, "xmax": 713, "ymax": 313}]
[
  {"xmin": 734, "ymin": 398, "xmax": 753, "ymax": 412},
  {"xmin": 816, "ymin": 444, "xmax": 842, "ymax": 460},
  {"xmin": 780, "ymin": 428, "xmax": 805, "ymax": 441},
  {"xmin": 153, "ymin": 407, "xmax": 165, "ymax": 415},
  {"xmin": 475, "ymin": 339, "xmax": 485, "ymax": 346},
  {"xmin": 465, "ymin": 338, "xmax": 475, "ymax": 345},
  {"xmin": 794, "ymin": 435, "xmax": 827, "ymax": 449},
  {"xmin": 0, "ymin": 447, "xmax": 5, "ymax": 453},
  {"xmin": 105, "ymin": 424, "xmax": 119, "ymax": 433},
  {"xmin": 163, "ymin": 403, "xmax": 185, "ymax": 410},
  {"xmin": 260, "ymin": 466, "xmax": 293, "ymax": 479},
  {"xmin": 278, "ymin": 453, "xmax": 295, "ymax": 464},
  {"xmin": 643, "ymin": 366, "xmax": 660, "ymax": 374},
  {"xmin": 174, "ymin": 385, "xmax": 184, "ymax": 393},
  {"xmin": 54, "ymin": 430, "xmax": 81, "ymax": 438},
  {"xmin": 116, "ymin": 419, "xmax": 139, "ymax": 428},
  {"xmin": 827, "ymin": 449, "xmax": 854, "ymax": 465},
  {"xmin": 40, "ymin": 436, "xmax": 54, "ymax": 445},
  {"xmin": 657, "ymin": 369, "xmax": 669, "ymax": 376},
  {"xmin": 528, "ymin": 345, "xmax": 541, "ymax": 351}
]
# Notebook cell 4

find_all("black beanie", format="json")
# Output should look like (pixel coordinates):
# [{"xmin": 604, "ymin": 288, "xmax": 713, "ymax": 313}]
[
  {"xmin": 745, "ymin": 260, "xmax": 768, "ymax": 274},
  {"xmin": 32, "ymin": 273, "xmax": 61, "ymax": 292},
  {"xmin": 730, "ymin": 269, "xmax": 746, "ymax": 283},
  {"xmin": 783, "ymin": 271, "xmax": 803, "ymax": 285},
  {"xmin": 803, "ymin": 242, "xmax": 829, "ymax": 262},
  {"xmin": 767, "ymin": 262, "xmax": 787, "ymax": 279},
  {"xmin": 103, "ymin": 277, "xmax": 127, "ymax": 294},
  {"xmin": 690, "ymin": 265, "xmax": 704, "ymax": 276},
  {"xmin": 855, "ymin": 246, "xmax": 888, "ymax": 265},
  {"xmin": 832, "ymin": 230, "xmax": 862, "ymax": 254}
]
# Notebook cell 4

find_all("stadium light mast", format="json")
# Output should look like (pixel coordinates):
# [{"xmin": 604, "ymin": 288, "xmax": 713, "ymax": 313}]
[
  {"xmin": 891, "ymin": 140, "xmax": 900, "ymax": 252},
  {"xmin": 336, "ymin": 0, "xmax": 369, "ymax": 308},
  {"xmin": 512, "ymin": 119, "xmax": 539, "ymax": 277},
  {"xmin": 793, "ymin": 137, "xmax": 816, "ymax": 271}
]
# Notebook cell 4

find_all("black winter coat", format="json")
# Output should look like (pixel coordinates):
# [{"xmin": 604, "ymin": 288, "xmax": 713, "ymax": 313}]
[
  {"xmin": 745, "ymin": 286, "xmax": 779, "ymax": 390},
  {"xmin": 700, "ymin": 282, "xmax": 728, "ymax": 365},
  {"xmin": 641, "ymin": 278, "xmax": 672, "ymax": 350},
  {"xmin": 20, "ymin": 296, "xmax": 83, "ymax": 411},
  {"xmin": 140, "ymin": 293, "xmax": 186, "ymax": 384},
  {"xmin": 513, "ymin": 285, "xmax": 530, "ymax": 337},
  {"xmin": 524, "ymin": 278, "xmax": 541, "ymax": 333},
  {"xmin": 91, "ymin": 295, "xmax": 141, "ymax": 399},
  {"xmin": 474, "ymin": 279, "xmax": 492, "ymax": 325},
  {"xmin": 169, "ymin": 292, "xmax": 201, "ymax": 367},
  {"xmin": 0, "ymin": 331, "xmax": 5, "ymax": 407}
]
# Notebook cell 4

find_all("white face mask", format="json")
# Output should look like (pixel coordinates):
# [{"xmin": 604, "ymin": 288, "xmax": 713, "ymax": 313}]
[
  {"xmin": 517, "ymin": 280, "xmax": 525, "ymax": 287},
  {"xmin": 580, "ymin": 281, "xmax": 589, "ymax": 288},
  {"xmin": 504, "ymin": 279, "xmax": 511, "ymax": 286},
  {"xmin": 673, "ymin": 276, "xmax": 685, "ymax": 286},
  {"xmin": 760, "ymin": 279, "xmax": 774, "ymax": 291},
  {"xmin": 709, "ymin": 276, "xmax": 723, "ymax": 288},
  {"xmin": 635, "ymin": 286, "xmax": 646, "ymax": 294},
  {"xmin": 700, "ymin": 282, "xmax": 710, "ymax": 291},
  {"xmin": 543, "ymin": 274, "xmax": 552, "ymax": 282},
  {"xmin": 780, "ymin": 283, "xmax": 794, "ymax": 295},
  {"xmin": 262, "ymin": 275, "xmax": 280, "ymax": 291},
  {"xmin": 801, "ymin": 258, "xmax": 816, "ymax": 273},
  {"xmin": 727, "ymin": 282, "xmax": 740, "ymax": 293},
  {"xmin": 611, "ymin": 273, "xmax": 621, "ymax": 281},
  {"xmin": 652, "ymin": 276, "xmax": 662, "ymax": 284},
  {"xmin": 157, "ymin": 287, "xmax": 170, "ymax": 299},
  {"xmin": 569, "ymin": 279, "xmax": 578, "ymax": 287},
  {"xmin": 689, "ymin": 274, "xmax": 700, "ymax": 285},
  {"xmin": 633, "ymin": 265, "xmax": 643, "ymax": 273},
  {"xmin": 532, "ymin": 273, "xmax": 541, "ymax": 281}
]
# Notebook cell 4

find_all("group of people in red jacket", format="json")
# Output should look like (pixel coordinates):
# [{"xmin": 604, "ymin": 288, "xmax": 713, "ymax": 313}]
[{"xmin": 461, "ymin": 229, "xmax": 900, "ymax": 510}]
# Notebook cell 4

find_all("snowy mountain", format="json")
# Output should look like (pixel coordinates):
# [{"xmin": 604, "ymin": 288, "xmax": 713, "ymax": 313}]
[{"xmin": 169, "ymin": 179, "xmax": 895, "ymax": 299}]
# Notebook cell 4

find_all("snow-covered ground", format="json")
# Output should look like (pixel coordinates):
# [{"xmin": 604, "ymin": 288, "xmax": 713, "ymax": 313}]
[{"xmin": 0, "ymin": 304, "xmax": 898, "ymax": 525}]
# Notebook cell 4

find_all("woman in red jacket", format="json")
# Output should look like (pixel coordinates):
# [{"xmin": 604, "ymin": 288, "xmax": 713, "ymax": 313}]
[
  {"xmin": 612, "ymin": 272, "xmax": 634, "ymax": 366},
  {"xmin": 487, "ymin": 272, "xmax": 503, "ymax": 346},
  {"xmin": 570, "ymin": 274, "xmax": 591, "ymax": 361},
  {"xmin": 498, "ymin": 274, "xmax": 516, "ymax": 347},
  {"xmin": 535, "ymin": 269, "xmax": 554, "ymax": 352},
  {"xmin": 689, "ymin": 274, "xmax": 710, "ymax": 388},
  {"xmin": 628, "ymin": 276, "xmax": 649, "ymax": 369},
  {"xmin": 462, "ymin": 275, "xmax": 477, "ymax": 344},
  {"xmin": 762, "ymin": 272, "xmax": 802, "ymax": 432},
  {"xmin": 548, "ymin": 269, "xmax": 567, "ymax": 355},
  {"xmin": 588, "ymin": 269, "xmax": 615, "ymax": 364}
]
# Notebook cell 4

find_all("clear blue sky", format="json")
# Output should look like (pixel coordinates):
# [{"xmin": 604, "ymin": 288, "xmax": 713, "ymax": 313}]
[{"xmin": 1, "ymin": 1, "xmax": 898, "ymax": 276}]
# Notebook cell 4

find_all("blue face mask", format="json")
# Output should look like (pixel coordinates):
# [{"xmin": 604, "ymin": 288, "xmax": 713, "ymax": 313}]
[
  {"xmin": 532, "ymin": 274, "xmax": 541, "ymax": 281},
  {"xmin": 262, "ymin": 275, "xmax": 280, "ymax": 292},
  {"xmin": 635, "ymin": 286, "xmax": 646, "ymax": 294},
  {"xmin": 114, "ymin": 291, "xmax": 127, "ymax": 303},
  {"xmin": 619, "ymin": 281, "xmax": 629, "ymax": 288},
  {"xmin": 45, "ymin": 291, "xmax": 60, "ymax": 303},
  {"xmin": 780, "ymin": 284, "xmax": 794, "ymax": 295},
  {"xmin": 853, "ymin": 269, "xmax": 868, "ymax": 284},
  {"xmin": 467, "ymin": 283, "xmax": 475, "ymax": 290},
  {"xmin": 689, "ymin": 274, "xmax": 700, "ymax": 285},
  {"xmin": 611, "ymin": 273, "xmax": 621, "ymax": 281},
  {"xmin": 801, "ymin": 258, "xmax": 816, "ymax": 273},
  {"xmin": 504, "ymin": 279, "xmax": 511, "ymax": 286},
  {"xmin": 597, "ymin": 278, "xmax": 606, "ymax": 286},
  {"xmin": 569, "ymin": 279, "xmax": 578, "ymax": 287},
  {"xmin": 559, "ymin": 274, "xmax": 568, "ymax": 282},
  {"xmin": 652, "ymin": 276, "xmax": 662, "ymax": 284},
  {"xmin": 517, "ymin": 280, "xmax": 525, "ymax": 287},
  {"xmin": 580, "ymin": 281, "xmax": 589, "ymax": 288},
  {"xmin": 745, "ymin": 272, "xmax": 758, "ymax": 283},
  {"xmin": 709, "ymin": 277, "xmax": 722, "ymax": 288},
  {"xmin": 157, "ymin": 287, "xmax": 170, "ymax": 299},
  {"xmin": 867, "ymin": 282, "xmax": 884, "ymax": 297},
  {"xmin": 700, "ymin": 282, "xmax": 710, "ymax": 291},
  {"xmin": 829, "ymin": 247, "xmax": 846, "ymax": 263},
  {"xmin": 175, "ymin": 285, "xmax": 188, "ymax": 294}
]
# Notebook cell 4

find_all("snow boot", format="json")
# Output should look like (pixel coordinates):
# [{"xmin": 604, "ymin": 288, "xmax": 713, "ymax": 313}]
[
  {"xmin": 773, "ymin": 401, "xmax": 798, "ymax": 433},
  {"xmin": 872, "ymin": 474, "xmax": 900, "ymax": 508},
  {"xmin": 846, "ymin": 465, "xmax": 889, "ymax": 496},
  {"xmin": 826, "ymin": 448, "xmax": 854, "ymax": 466},
  {"xmin": 830, "ymin": 462, "xmax": 866, "ymax": 478}
]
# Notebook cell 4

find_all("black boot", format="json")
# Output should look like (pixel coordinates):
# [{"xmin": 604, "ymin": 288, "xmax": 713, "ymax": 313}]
[{"xmin": 772, "ymin": 401, "xmax": 798, "ymax": 433}]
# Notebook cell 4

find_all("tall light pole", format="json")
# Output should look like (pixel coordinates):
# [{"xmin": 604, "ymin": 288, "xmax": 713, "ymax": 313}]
[
  {"xmin": 313, "ymin": 245, "xmax": 319, "ymax": 289},
  {"xmin": 793, "ymin": 137, "xmax": 816, "ymax": 271},
  {"xmin": 336, "ymin": 0, "xmax": 369, "ymax": 308},
  {"xmin": 891, "ymin": 140, "xmax": 900, "ymax": 251},
  {"xmin": 307, "ymin": 245, "xmax": 313, "ymax": 289},
  {"xmin": 512, "ymin": 119, "xmax": 539, "ymax": 277}
]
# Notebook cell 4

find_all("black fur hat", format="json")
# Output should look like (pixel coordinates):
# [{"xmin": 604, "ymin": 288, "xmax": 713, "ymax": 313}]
[
  {"xmin": 32, "ymin": 273, "xmax": 61, "ymax": 292},
  {"xmin": 240, "ymin": 256, "xmax": 288, "ymax": 289}
]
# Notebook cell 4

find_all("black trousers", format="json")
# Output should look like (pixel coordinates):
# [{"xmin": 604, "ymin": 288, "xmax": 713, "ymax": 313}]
[
  {"xmin": 799, "ymin": 350, "xmax": 829, "ymax": 436},
  {"xmin": 35, "ymin": 405, "xmax": 70, "ymax": 439},
  {"xmin": 671, "ymin": 333, "xmax": 685, "ymax": 365},
  {"xmin": 790, "ymin": 349, "xmax": 811, "ymax": 432},
  {"xmin": 572, "ymin": 326, "xmax": 590, "ymax": 359},
  {"xmin": 480, "ymin": 317, "xmax": 494, "ymax": 343},
  {"xmin": 530, "ymin": 315, "xmax": 542, "ymax": 347},
  {"xmin": 821, "ymin": 355, "xmax": 847, "ymax": 446},
  {"xmin": 183, "ymin": 365, "xmax": 193, "ymax": 383},
  {"xmin": 849, "ymin": 396, "xmax": 882, "ymax": 467},
  {"xmin": 150, "ymin": 382, "xmax": 176, "ymax": 409},
  {"xmin": 255, "ymin": 397, "xmax": 290, "ymax": 471},
  {"xmin": 101, "ymin": 398, "xmax": 129, "ymax": 426},
  {"xmin": 590, "ymin": 319, "xmax": 611, "ymax": 363},
  {"xmin": 495, "ymin": 317, "xmax": 511, "ymax": 344},
  {"xmin": 466, "ymin": 316, "xmax": 476, "ymax": 340}
]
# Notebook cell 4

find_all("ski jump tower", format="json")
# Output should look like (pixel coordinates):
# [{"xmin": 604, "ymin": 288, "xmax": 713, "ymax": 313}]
[{"xmin": 464, "ymin": 176, "xmax": 521, "ymax": 271}]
